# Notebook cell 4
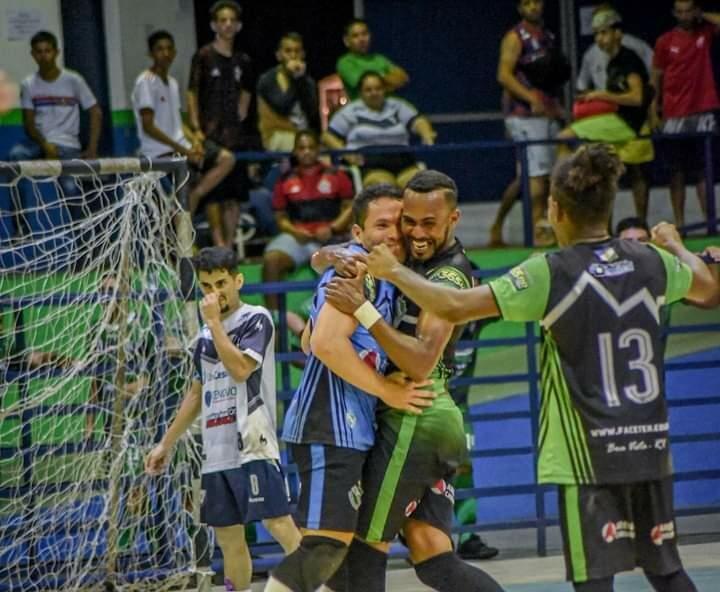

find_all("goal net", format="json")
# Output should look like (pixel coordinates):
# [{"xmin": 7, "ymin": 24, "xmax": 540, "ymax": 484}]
[{"xmin": 0, "ymin": 157, "xmax": 206, "ymax": 591}]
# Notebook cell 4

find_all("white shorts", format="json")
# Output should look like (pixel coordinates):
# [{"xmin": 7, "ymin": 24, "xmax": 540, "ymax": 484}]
[
  {"xmin": 505, "ymin": 116, "xmax": 560, "ymax": 178},
  {"xmin": 264, "ymin": 232, "xmax": 321, "ymax": 268}
]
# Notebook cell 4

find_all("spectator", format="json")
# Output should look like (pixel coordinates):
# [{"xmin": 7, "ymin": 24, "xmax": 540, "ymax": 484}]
[
  {"xmin": 322, "ymin": 71, "xmax": 436, "ymax": 188},
  {"xmin": 651, "ymin": 0, "xmax": 720, "ymax": 229},
  {"xmin": 577, "ymin": 4, "xmax": 653, "ymax": 93},
  {"xmin": 615, "ymin": 216, "xmax": 650, "ymax": 241},
  {"xmin": 10, "ymin": 31, "xmax": 102, "ymax": 163},
  {"xmin": 489, "ymin": 0, "xmax": 569, "ymax": 247},
  {"xmin": 262, "ymin": 130, "xmax": 354, "ymax": 309},
  {"xmin": 336, "ymin": 19, "xmax": 409, "ymax": 101},
  {"xmin": 558, "ymin": 10, "xmax": 655, "ymax": 219},
  {"xmin": 188, "ymin": 0, "xmax": 256, "ymax": 248},
  {"xmin": 257, "ymin": 33, "xmax": 320, "ymax": 152},
  {"xmin": 131, "ymin": 29, "xmax": 235, "ymax": 245}
]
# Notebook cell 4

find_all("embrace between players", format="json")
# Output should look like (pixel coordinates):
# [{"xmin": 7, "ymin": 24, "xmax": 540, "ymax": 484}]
[{"xmin": 148, "ymin": 145, "xmax": 719, "ymax": 592}]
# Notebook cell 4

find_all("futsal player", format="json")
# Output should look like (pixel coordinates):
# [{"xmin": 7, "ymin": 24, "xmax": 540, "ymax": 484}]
[
  {"xmin": 361, "ymin": 145, "xmax": 718, "ymax": 591},
  {"xmin": 321, "ymin": 171, "xmax": 503, "ymax": 592},
  {"xmin": 264, "ymin": 186, "xmax": 435, "ymax": 592},
  {"xmin": 145, "ymin": 247, "xmax": 300, "ymax": 592}
]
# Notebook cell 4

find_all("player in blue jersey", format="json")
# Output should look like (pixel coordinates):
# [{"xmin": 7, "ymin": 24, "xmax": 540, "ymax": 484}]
[{"xmin": 266, "ymin": 186, "xmax": 435, "ymax": 592}]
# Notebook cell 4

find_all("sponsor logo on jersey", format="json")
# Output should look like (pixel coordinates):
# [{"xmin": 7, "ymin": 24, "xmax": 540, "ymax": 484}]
[
  {"xmin": 206, "ymin": 406, "xmax": 237, "ymax": 428},
  {"xmin": 429, "ymin": 266, "xmax": 470, "ymax": 290},
  {"xmin": 234, "ymin": 66, "xmax": 243, "ymax": 82},
  {"xmin": 601, "ymin": 520, "xmax": 635, "ymax": 543},
  {"xmin": 348, "ymin": 481, "xmax": 363, "ymax": 511},
  {"xmin": 345, "ymin": 410, "xmax": 357, "ymax": 429},
  {"xmin": 430, "ymin": 479, "xmax": 456, "ymax": 504},
  {"xmin": 404, "ymin": 499, "xmax": 419, "ymax": 517},
  {"xmin": 211, "ymin": 67, "xmax": 221, "ymax": 77},
  {"xmin": 650, "ymin": 521, "xmax": 675, "ymax": 546},
  {"xmin": 204, "ymin": 385, "xmax": 237, "ymax": 406},
  {"xmin": 508, "ymin": 267, "xmax": 529, "ymax": 291},
  {"xmin": 588, "ymin": 260, "xmax": 635, "ymax": 278}
]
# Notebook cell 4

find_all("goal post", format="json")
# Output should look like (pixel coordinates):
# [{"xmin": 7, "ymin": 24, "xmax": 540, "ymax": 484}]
[{"xmin": 0, "ymin": 156, "xmax": 206, "ymax": 591}]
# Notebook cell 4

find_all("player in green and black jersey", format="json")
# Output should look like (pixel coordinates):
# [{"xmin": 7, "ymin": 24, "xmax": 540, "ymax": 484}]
[
  {"xmin": 365, "ymin": 145, "xmax": 718, "ymax": 592},
  {"xmin": 324, "ymin": 171, "xmax": 503, "ymax": 592}
]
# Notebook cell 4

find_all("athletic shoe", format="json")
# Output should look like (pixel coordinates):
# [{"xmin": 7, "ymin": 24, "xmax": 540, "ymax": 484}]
[{"xmin": 457, "ymin": 535, "xmax": 499, "ymax": 560}]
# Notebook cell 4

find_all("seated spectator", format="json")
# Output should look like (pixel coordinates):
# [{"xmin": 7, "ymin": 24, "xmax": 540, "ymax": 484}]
[
  {"xmin": 577, "ymin": 4, "xmax": 653, "ymax": 93},
  {"xmin": 336, "ymin": 19, "xmax": 409, "ymax": 101},
  {"xmin": 10, "ymin": 30, "xmax": 101, "ymax": 173},
  {"xmin": 262, "ymin": 130, "xmax": 354, "ymax": 309},
  {"xmin": 574, "ymin": 8, "xmax": 655, "ymax": 220},
  {"xmin": 257, "ymin": 33, "xmax": 320, "ymax": 152},
  {"xmin": 558, "ymin": 11, "xmax": 654, "ymax": 217},
  {"xmin": 615, "ymin": 216, "xmax": 650, "ymax": 241},
  {"xmin": 322, "ymin": 71, "xmax": 436, "ymax": 188},
  {"xmin": 131, "ymin": 30, "xmax": 235, "ymax": 245}
]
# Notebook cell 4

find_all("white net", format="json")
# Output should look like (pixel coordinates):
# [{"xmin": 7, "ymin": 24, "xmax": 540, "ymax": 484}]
[{"xmin": 0, "ymin": 158, "xmax": 206, "ymax": 591}]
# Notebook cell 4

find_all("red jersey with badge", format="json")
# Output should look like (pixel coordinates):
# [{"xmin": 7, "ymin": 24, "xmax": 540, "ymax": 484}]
[
  {"xmin": 654, "ymin": 23, "xmax": 720, "ymax": 118},
  {"xmin": 271, "ymin": 164, "xmax": 353, "ymax": 232}
]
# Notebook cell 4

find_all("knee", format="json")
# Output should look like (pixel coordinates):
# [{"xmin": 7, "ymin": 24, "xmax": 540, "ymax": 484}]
[
  {"xmin": 219, "ymin": 149, "xmax": 236, "ymax": 168},
  {"xmin": 404, "ymin": 520, "xmax": 452, "ymax": 564},
  {"xmin": 362, "ymin": 169, "xmax": 397, "ymax": 187},
  {"xmin": 263, "ymin": 250, "xmax": 294, "ymax": 273}
]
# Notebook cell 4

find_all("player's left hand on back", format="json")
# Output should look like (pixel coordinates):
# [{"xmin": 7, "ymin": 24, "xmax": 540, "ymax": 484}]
[
  {"xmin": 367, "ymin": 244, "xmax": 400, "ymax": 279},
  {"xmin": 326, "ymin": 263, "xmax": 368, "ymax": 314},
  {"xmin": 200, "ymin": 293, "xmax": 221, "ymax": 325}
]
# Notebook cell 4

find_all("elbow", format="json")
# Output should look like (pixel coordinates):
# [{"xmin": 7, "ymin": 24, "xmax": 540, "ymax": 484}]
[{"xmin": 310, "ymin": 332, "xmax": 335, "ymax": 364}]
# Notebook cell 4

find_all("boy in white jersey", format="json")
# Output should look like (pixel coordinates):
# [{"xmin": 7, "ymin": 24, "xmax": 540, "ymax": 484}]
[
  {"xmin": 145, "ymin": 247, "xmax": 300, "ymax": 591},
  {"xmin": 11, "ymin": 30, "xmax": 102, "ymax": 162}
]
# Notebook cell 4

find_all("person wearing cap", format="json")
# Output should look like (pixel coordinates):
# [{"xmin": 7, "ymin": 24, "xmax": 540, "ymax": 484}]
[
  {"xmin": 577, "ymin": 6, "xmax": 653, "ymax": 93},
  {"xmin": 558, "ymin": 10, "xmax": 655, "ymax": 218}
]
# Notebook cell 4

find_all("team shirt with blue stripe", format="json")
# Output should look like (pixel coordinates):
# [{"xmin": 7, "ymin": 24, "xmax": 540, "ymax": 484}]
[{"xmin": 282, "ymin": 243, "xmax": 396, "ymax": 451}]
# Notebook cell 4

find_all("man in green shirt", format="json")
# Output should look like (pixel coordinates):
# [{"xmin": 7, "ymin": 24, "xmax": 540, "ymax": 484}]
[
  {"xmin": 336, "ymin": 19, "xmax": 409, "ymax": 101},
  {"xmin": 361, "ymin": 144, "xmax": 718, "ymax": 592}
]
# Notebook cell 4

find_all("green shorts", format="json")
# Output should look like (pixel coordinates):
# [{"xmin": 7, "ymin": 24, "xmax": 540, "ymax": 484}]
[
  {"xmin": 570, "ymin": 113, "xmax": 637, "ymax": 144},
  {"xmin": 356, "ymin": 390, "xmax": 468, "ymax": 542}
]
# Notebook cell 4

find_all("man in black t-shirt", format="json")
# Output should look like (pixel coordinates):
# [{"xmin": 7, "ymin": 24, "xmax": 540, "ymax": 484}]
[{"xmin": 559, "ymin": 9, "xmax": 655, "ymax": 219}]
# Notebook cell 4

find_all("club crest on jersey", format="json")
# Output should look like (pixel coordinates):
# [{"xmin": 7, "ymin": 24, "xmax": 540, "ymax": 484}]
[
  {"xmin": 594, "ymin": 246, "xmax": 619, "ymax": 263},
  {"xmin": 317, "ymin": 178, "xmax": 332, "ymax": 194},
  {"xmin": 430, "ymin": 479, "xmax": 455, "ymax": 504},
  {"xmin": 429, "ymin": 266, "xmax": 469, "ymax": 289},
  {"xmin": 234, "ymin": 66, "xmax": 243, "ymax": 82},
  {"xmin": 363, "ymin": 274, "xmax": 377, "ymax": 303},
  {"xmin": 359, "ymin": 349, "xmax": 380, "ymax": 371},
  {"xmin": 601, "ymin": 520, "xmax": 635, "ymax": 543},
  {"xmin": 508, "ymin": 267, "xmax": 529, "ymax": 291}
]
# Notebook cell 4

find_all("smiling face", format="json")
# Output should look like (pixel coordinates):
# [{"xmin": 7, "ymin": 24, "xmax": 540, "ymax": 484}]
[
  {"xmin": 197, "ymin": 268, "xmax": 243, "ymax": 316},
  {"xmin": 401, "ymin": 189, "xmax": 459, "ymax": 262},
  {"xmin": 353, "ymin": 196, "xmax": 405, "ymax": 260}
]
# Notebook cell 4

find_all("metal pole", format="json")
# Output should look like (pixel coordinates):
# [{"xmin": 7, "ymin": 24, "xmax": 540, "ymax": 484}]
[
  {"xmin": 704, "ymin": 134, "xmax": 717, "ymax": 235},
  {"xmin": 559, "ymin": 0, "xmax": 578, "ymax": 113},
  {"xmin": 520, "ymin": 144, "xmax": 534, "ymax": 247}
]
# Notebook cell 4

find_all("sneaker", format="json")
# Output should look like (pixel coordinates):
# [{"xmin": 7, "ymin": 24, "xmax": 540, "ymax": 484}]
[
  {"xmin": 457, "ymin": 534, "xmax": 499, "ymax": 560},
  {"xmin": 224, "ymin": 577, "xmax": 235, "ymax": 591}
]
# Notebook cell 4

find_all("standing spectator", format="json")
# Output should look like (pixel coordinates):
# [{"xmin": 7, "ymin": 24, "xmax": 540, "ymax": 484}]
[
  {"xmin": 651, "ymin": 0, "xmax": 720, "ymax": 229},
  {"xmin": 262, "ymin": 130, "xmax": 354, "ymax": 309},
  {"xmin": 489, "ymin": 0, "xmax": 569, "ymax": 247},
  {"xmin": 257, "ymin": 33, "xmax": 319, "ymax": 152},
  {"xmin": 131, "ymin": 29, "xmax": 235, "ymax": 238},
  {"xmin": 336, "ymin": 19, "xmax": 409, "ymax": 101},
  {"xmin": 10, "ymin": 31, "xmax": 102, "ymax": 163},
  {"xmin": 577, "ymin": 4, "xmax": 653, "ymax": 93},
  {"xmin": 559, "ymin": 10, "xmax": 655, "ymax": 219},
  {"xmin": 322, "ymin": 71, "xmax": 436, "ymax": 188},
  {"xmin": 188, "ymin": 0, "xmax": 256, "ymax": 248}
]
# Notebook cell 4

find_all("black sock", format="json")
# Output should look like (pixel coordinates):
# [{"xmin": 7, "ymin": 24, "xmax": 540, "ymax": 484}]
[
  {"xmin": 645, "ymin": 569, "xmax": 698, "ymax": 592},
  {"xmin": 271, "ymin": 536, "xmax": 348, "ymax": 592},
  {"xmin": 414, "ymin": 551, "xmax": 504, "ymax": 592},
  {"xmin": 346, "ymin": 539, "xmax": 388, "ymax": 592},
  {"xmin": 573, "ymin": 577, "xmax": 613, "ymax": 592}
]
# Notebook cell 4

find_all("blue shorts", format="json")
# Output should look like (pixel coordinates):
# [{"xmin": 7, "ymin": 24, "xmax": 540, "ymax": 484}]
[{"xmin": 200, "ymin": 460, "xmax": 291, "ymax": 527}]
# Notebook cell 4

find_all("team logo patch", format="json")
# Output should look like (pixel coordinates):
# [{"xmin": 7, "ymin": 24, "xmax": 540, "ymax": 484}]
[
  {"xmin": 595, "ymin": 246, "xmax": 619, "ymax": 263},
  {"xmin": 650, "ymin": 522, "xmax": 675, "ymax": 546},
  {"xmin": 317, "ymin": 178, "xmax": 332, "ymax": 194},
  {"xmin": 430, "ymin": 480, "xmax": 456, "ymax": 504},
  {"xmin": 588, "ymin": 260, "xmax": 635, "ymax": 278},
  {"xmin": 210, "ymin": 67, "xmax": 221, "ymax": 77},
  {"xmin": 204, "ymin": 391, "xmax": 212, "ymax": 406},
  {"xmin": 508, "ymin": 267, "xmax": 529, "ymax": 291},
  {"xmin": 363, "ymin": 274, "xmax": 377, "ymax": 303},
  {"xmin": 601, "ymin": 520, "xmax": 635, "ymax": 543},
  {"xmin": 404, "ymin": 499, "xmax": 419, "ymax": 517},
  {"xmin": 348, "ymin": 481, "xmax": 363, "ymax": 511},
  {"xmin": 358, "ymin": 349, "xmax": 380, "ymax": 371},
  {"xmin": 429, "ymin": 266, "xmax": 470, "ymax": 289},
  {"xmin": 234, "ymin": 66, "xmax": 242, "ymax": 82},
  {"xmin": 345, "ymin": 410, "xmax": 357, "ymax": 429}
]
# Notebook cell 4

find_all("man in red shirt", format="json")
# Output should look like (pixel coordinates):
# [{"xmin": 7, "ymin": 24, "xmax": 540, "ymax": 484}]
[
  {"xmin": 262, "ymin": 130, "xmax": 354, "ymax": 308},
  {"xmin": 651, "ymin": 0, "xmax": 720, "ymax": 229}
]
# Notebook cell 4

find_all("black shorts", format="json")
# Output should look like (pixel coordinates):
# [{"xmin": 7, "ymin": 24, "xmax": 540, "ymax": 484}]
[
  {"xmin": 291, "ymin": 443, "xmax": 367, "ymax": 532},
  {"xmin": 362, "ymin": 151, "xmax": 417, "ymax": 176},
  {"xmin": 661, "ymin": 112, "xmax": 717, "ymax": 175},
  {"xmin": 356, "ymin": 395, "xmax": 467, "ymax": 543},
  {"xmin": 200, "ymin": 460, "xmax": 291, "ymax": 527},
  {"xmin": 559, "ymin": 477, "xmax": 682, "ymax": 583}
]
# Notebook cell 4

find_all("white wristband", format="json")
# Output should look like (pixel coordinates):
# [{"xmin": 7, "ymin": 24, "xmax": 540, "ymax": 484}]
[{"xmin": 353, "ymin": 300, "xmax": 382, "ymax": 329}]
